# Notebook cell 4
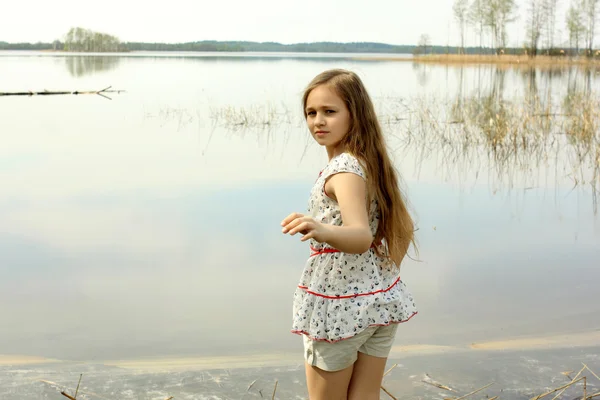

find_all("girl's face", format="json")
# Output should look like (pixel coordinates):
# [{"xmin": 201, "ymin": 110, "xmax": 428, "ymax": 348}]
[{"xmin": 305, "ymin": 85, "xmax": 351, "ymax": 153}]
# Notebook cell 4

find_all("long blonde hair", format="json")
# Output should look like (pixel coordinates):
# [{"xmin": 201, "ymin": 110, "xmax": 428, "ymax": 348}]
[{"xmin": 302, "ymin": 69, "xmax": 417, "ymax": 266}]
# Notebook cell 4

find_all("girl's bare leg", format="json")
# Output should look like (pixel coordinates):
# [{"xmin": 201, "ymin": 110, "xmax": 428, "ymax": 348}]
[
  {"xmin": 347, "ymin": 352, "xmax": 387, "ymax": 400},
  {"xmin": 305, "ymin": 362, "xmax": 355, "ymax": 400}
]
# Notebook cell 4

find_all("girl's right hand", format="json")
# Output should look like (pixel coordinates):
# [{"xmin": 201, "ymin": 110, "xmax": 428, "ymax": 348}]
[{"xmin": 281, "ymin": 212, "xmax": 330, "ymax": 243}]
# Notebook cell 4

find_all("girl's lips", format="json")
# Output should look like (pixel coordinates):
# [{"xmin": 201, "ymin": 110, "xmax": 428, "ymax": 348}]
[{"xmin": 315, "ymin": 131, "xmax": 328, "ymax": 136}]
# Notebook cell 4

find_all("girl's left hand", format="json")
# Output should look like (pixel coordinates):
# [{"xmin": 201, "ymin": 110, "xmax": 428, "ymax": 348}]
[{"xmin": 281, "ymin": 212, "xmax": 329, "ymax": 242}]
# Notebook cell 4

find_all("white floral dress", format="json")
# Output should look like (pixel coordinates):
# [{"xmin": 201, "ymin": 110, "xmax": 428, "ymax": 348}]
[{"xmin": 291, "ymin": 152, "xmax": 417, "ymax": 343}]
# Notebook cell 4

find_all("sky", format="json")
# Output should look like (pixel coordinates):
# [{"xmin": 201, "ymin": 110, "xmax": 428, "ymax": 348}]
[{"xmin": 0, "ymin": 0, "xmax": 575, "ymax": 48}]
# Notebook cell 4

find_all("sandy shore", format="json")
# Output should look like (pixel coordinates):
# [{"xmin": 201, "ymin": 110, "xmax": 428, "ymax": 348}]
[
  {"xmin": 103, "ymin": 353, "xmax": 304, "ymax": 371},
  {"xmin": 104, "ymin": 330, "xmax": 600, "ymax": 371},
  {"xmin": 389, "ymin": 344, "xmax": 460, "ymax": 357},
  {"xmin": 469, "ymin": 330, "xmax": 600, "ymax": 351},
  {"xmin": 352, "ymin": 54, "xmax": 600, "ymax": 66},
  {"xmin": 389, "ymin": 330, "xmax": 600, "ymax": 357},
  {"xmin": 4, "ymin": 330, "xmax": 598, "ymax": 370},
  {"xmin": 0, "ymin": 355, "xmax": 60, "ymax": 366}
]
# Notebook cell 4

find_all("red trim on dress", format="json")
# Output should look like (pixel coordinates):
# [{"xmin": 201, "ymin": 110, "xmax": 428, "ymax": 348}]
[
  {"xmin": 304, "ymin": 242, "xmax": 390, "ymax": 298},
  {"xmin": 296, "ymin": 161, "xmax": 415, "ymax": 343},
  {"xmin": 297, "ymin": 275, "xmax": 403, "ymax": 299},
  {"xmin": 309, "ymin": 242, "xmax": 381, "ymax": 257},
  {"xmin": 309, "ymin": 247, "xmax": 342, "ymax": 257}
]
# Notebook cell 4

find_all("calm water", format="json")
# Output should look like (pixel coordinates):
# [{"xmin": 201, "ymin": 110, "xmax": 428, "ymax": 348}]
[{"xmin": 0, "ymin": 52, "xmax": 599, "ymax": 398}]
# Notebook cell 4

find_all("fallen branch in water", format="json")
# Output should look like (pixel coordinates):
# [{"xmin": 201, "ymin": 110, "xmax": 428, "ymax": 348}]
[
  {"xmin": 381, "ymin": 385, "xmax": 398, "ymax": 400},
  {"xmin": 421, "ymin": 373, "xmax": 457, "ymax": 392},
  {"xmin": 39, "ymin": 361, "xmax": 599, "ymax": 400},
  {"xmin": 527, "ymin": 363, "xmax": 600, "ymax": 400},
  {"xmin": 530, "ymin": 376, "xmax": 586, "ymax": 399},
  {"xmin": 60, "ymin": 374, "xmax": 82, "ymax": 400},
  {"xmin": 453, "ymin": 382, "xmax": 495, "ymax": 399},
  {"xmin": 0, "ymin": 86, "xmax": 125, "ymax": 100}
]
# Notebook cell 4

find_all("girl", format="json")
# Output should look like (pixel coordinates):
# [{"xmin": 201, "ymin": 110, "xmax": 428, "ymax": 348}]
[{"xmin": 281, "ymin": 69, "xmax": 418, "ymax": 400}]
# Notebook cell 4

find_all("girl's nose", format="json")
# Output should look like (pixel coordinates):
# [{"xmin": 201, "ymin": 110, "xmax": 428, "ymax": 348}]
[{"xmin": 315, "ymin": 113, "xmax": 326, "ymax": 126}]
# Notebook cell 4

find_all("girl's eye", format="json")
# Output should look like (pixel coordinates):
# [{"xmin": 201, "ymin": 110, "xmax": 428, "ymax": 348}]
[
  {"xmin": 326, "ymin": 110, "xmax": 335, "ymax": 114},
  {"xmin": 307, "ymin": 111, "xmax": 316, "ymax": 116}
]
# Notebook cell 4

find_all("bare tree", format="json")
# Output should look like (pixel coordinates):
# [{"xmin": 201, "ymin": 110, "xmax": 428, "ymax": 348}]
[
  {"xmin": 543, "ymin": 0, "xmax": 560, "ymax": 49},
  {"xmin": 484, "ymin": 0, "xmax": 518, "ymax": 53},
  {"xmin": 454, "ymin": 0, "xmax": 470, "ymax": 54},
  {"xmin": 526, "ymin": 0, "xmax": 546, "ymax": 55},
  {"xmin": 485, "ymin": 1, "xmax": 501, "ymax": 50},
  {"xmin": 497, "ymin": 0, "xmax": 518, "ymax": 50},
  {"xmin": 63, "ymin": 27, "xmax": 121, "ymax": 52},
  {"xmin": 469, "ymin": 0, "xmax": 488, "ymax": 51},
  {"xmin": 566, "ymin": 1, "xmax": 586, "ymax": 53},
  {"xmin": 581, "ymin": 0, "xmax": 600, "ymax": 55},
  {"xmin": 418, "ymin": 33, "xmax": 432, "ymax": 54}
]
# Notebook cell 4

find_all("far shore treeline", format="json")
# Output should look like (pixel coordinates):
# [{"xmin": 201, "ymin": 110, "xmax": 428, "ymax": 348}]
[
  {"xmin": 0, "ymin": 28, "xmax": 498, "ymax": 55},
  {"xmin": 0, "ymin": 36, "xmax": 586, "ymax": 56},
  {"xmin": 0, "ymin": 24, "xmax": 597, "ymax": 56}
]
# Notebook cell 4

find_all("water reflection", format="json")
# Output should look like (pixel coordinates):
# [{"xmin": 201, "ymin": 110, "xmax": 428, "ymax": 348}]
[
  {"xmin": 405, "ymin": 65, "xmax": 599, "ymax": 214},
  {"xmin": 64, "ymin": 56, "xmax": 121, "ymax": 77},
  {"xmin": 201, "ymin": 68, "xmax": 600, "ymax": 214},
  {"xmin": 412, "ymin": 62, "xmax": 431, "ymax": 87},
  {"xmin": 403, "ymin": 94, "xmax": 599, "ymax": 215},
  {"xmin": 1, "ymin": 55, "xmax": 599, "ymax": 367}
]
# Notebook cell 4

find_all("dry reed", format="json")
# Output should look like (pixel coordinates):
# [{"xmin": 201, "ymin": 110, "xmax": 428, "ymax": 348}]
[
  {"xmin": 414, "ymin": 54, "xmax": 600, "ymax": 65},
  {"xmin": 206, "ymin": 90, "xmax": 600, "ymax": 206},
  {"xmin": 40, "ymin": 361, "xmax": 599, "ymax": 399},
  {"xmin": 355, "ymin": 53, "xmax": 600, "ymax": 67}
]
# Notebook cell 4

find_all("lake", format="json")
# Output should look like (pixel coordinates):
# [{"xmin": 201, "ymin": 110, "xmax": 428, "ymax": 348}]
[{"xmin": 0, "ymin": 51, "xmax": 599, "ymax": 399}]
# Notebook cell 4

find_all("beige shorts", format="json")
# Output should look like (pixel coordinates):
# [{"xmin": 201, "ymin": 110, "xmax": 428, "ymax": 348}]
[{"xmin": 303, "ymin": 324, "xmax": 398, "ymax": 372}]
